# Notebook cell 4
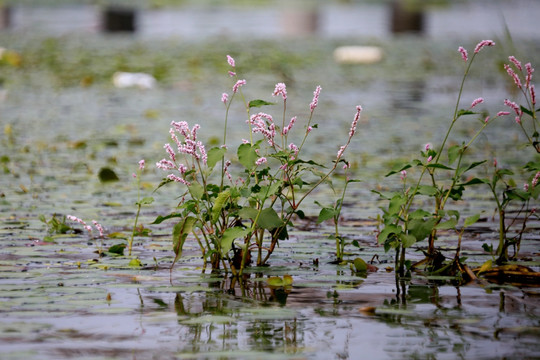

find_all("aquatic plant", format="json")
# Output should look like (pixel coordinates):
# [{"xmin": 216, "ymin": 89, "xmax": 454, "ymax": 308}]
[
  {"xmin": 153, "ymin": 55, "xmax": 362, "ymax": 276},
  {"xmin": 374, "ymin": 40, "xmax": 499, "ymax": 277},
  {"xmin": 376, "ymin": 40, "xmax": 539, "ymax": 278}
]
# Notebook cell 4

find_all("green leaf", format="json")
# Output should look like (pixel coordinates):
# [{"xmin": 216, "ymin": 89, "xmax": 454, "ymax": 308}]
[
  {"xmin": 248, "ymin": 99, "xmax": 276, "ymax": 108},
  {"xmin": 457, "ymin": 109, "xmax": 475, "ymax": 117},
  {"xmin": 221, "ymin": 227, "xmax": 250, "ymax": 254},
  {"xmin": 107, "ymin": 243, "xmax": 126, "ymax": 255},
  {"xmin": 137, "ymin": 196, "xmax": 154, "ymax": 206},
  {"xmin": 426, "ymin": 163, "xmax": 454, "ymax": 170},
  {"xmin": 207, "ymin": 147, "xmax": 226, "ymax": 169},
  {"xmin": 152, "ymin": 213, "xmax": 183, "ymax": 224},
  {"xmin": 212, "ymin": 190, "xmax": 230, "ymax": 223},
  {"xmin": 447, "ymin": 145, "xmax": 462, "ymax": 165},
  {"xmin": 238, "ymin": 143, "xmax": 258, "ymax": 169},
  {"xmin": 98, "ymin": 167, "xmax": 119, "ymax": 182},
  {"xmin": 408, "ymin": 217, "xmax": 437, "ymax": 242},
  {"xmin": 461, "ymin": 177, "xmax": 489, "ymax": 186},
  {"xmin": 417, "ymin": 185, "xmax": 438, "ymax": 196},
  {"xmin": 258, "ymin": 207, "xmax": 284, "ymax": 230},
  {"xmin": 172, "ymin": 216, "xmax": 197, "ymax": 268},
  {"xmin": 399, "ymin": 233, "xmax": 417, "ymax": 248},
  {"xmin": 385, "ymin": 163, "xmax": 412, "ymax": 177},
  {"xmin": 189, "ymin": 182, "xmax": 204, "ymax": 200},
  {"xmin": 239, "ymin": 207, "xmax": 259, "ymax": 221},
  {"xmin": 387, "ymin": 195, "xmax": 406, "ymax": 216},
  {"xmin": 464, "ymin": 214, "xmax": 481, "ymax": 228},
  {"xmin": 462, "ymin": 160, "xmax": 487, "ymax": 173},
  {"xmin": 409, "ymin": 209, "xmax": 431, "ymax": 219},
  {"xmin": 436, "ymin": 218, "xmax": 457, "ymax": 230},
  {"xmin": 378, "ymin": 224, "xmax": 402, "ymax": 245},
  {"xmin": 520, "ymin": 105, "xmax": 534, "ymax": 117},
  {"xmin": 129, "ymin": 258, "xmax": 143, "ymax": 267},
  {"xmin": 317, "ymin": 208, "xmax": 336, "ymax": 223},
  {"xmin": 353, "ymin": 257, "xmax": 368, "ymax": 272}
]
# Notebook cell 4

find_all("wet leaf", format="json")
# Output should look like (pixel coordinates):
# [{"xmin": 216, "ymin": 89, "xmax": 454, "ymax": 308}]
[
  {"xmin": 248, "ymin": 99, "xmax": 275, "ymax": 108},
  {"xmin": 98, "ymin": 167, "xmax": 119, "ymax": 182}
]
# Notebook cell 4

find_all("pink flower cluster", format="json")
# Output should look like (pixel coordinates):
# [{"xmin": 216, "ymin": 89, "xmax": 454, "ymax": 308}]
[
  {"xmin": 457, "ymin": 40, "xmax": 495, "ymax": 62},
  {"xmin": 67, "ymin": 215, "xmax": 105, "ymax": 237},
  {"xmin": 282, "ymin": 116, "xmax": 296, "ymax": 135},
  {"xmin": 156, "ymin": 121, "xmax": 208, "ymax": 186},
  {"xmin": 272, "ymin": 82, "xmax": 287, "ymax": 100},
  {"xmin": 502, "ymin": 55, "xmax": 536, "ymax": 124},
  {"xmin": 248, "ymin": 112, "xmax": 276, "ymax": 146},
  {"xmin": 310, "ymin": 86, "xmax": 322, "ymax": 111}
]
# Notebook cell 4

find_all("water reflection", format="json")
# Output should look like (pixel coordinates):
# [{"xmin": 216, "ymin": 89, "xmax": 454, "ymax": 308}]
[{"xmin": 151, "ymin": 274, "xmax": 540, "ymax": 359}]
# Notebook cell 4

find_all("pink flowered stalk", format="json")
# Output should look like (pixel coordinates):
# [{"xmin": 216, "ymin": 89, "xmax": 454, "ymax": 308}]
[
  {"xmin": 458, "ymin": 47, "xmax": 468, "ymax": 62},
  {"xmin": 233, "ymin": 79, "xmax": 246, "ymax": 93},
  {"xmin": 509, "ymin": 56, "xmax": 522, "ymax": 71},
  {"xmin": 227, "ymin": 55, "xmax": 235, "ymax": 68},
  {"xmin": 272, "ymin": 83, "xmax": 287, "ymax": 100},
  {"xmin": 310, "ymin": 85, "xmax": 322, "ymax": 112},
  {"xmin": 474, "ymin": 40, "xmax": 495, "ymax": 54},
  {"xmin": 67, "ymin": 215, "xmax": 92, "ymax": 233},
  {"xmin": 221, "ymin": 93, "xmax": 228, "ymax": 105},
  {"xmin": 470, "ymin": 97, "xmax": 484, "ymax": 109}
]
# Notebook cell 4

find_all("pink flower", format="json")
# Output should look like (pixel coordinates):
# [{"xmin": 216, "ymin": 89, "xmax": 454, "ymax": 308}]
[
  {"xmin": 524, "ymin": 183, "xmax": 530, "ymax": 191},
  {"xmin": 515, "ymin": 116, "xmax": 521, "ymax": 124},
  {"xmin": 532, "ymin": 171, "xmax": 540, "ymax": 187},
  {"xmin": 138, "ymin": 159, "xmax": 145, "ymax": 170},
  {"xmin": 508, "ymin": 56, "xmax": 522, "ymax": 71},
  {"xmin": 282, "ymin": 116, "xmax": 296, "ymax": 135},
  {"xmin": 272, "ymin": 82, "xmax": 287, "ymax": 100},
  {"xmin": 288, "ymin": 142, "xmax": 299, "ymax": 156},
  {"xmin": 525, "ymin": 63, "xmax": 534, "ymax": 88},
  {"xmin": 427, "ymin": 156, "xmax": 433, "ymax": 163},
  {"xmin": 504, "ymin": 64, "xmax": 522, "ymax": 89},
  {"xmin": 531, "ymin": 85, "xmax": 536, "ymax": 105},
  {"xmin": 249, "ymin": 113, "xmax": 276, "ymax": 146},
  {"xmin": 337, "ymin": 145, "xmax": 346, "ymax": 159},
  {"xmin": 92, "ymin": 220, "xmax": 105, "ymax": 238},
  {"xmin": 228, "ymin": 71, "xmax": 236, "ymax": 77},
  {"xmin": 458, "ymin": 46, "xmax": 468, "ymax": 62},
  {"xmin": 221, "ymin": 93, "xmax": 228, "ymax": 104},
  {"xmin": 493, "ymin": 158, "xmax": 497, "ymax": 168},
  {"xmin": 164, "ymin": 143, "xmax": 176, "ymax": 162},
  {"xmin": 484, "ymin": 116, "xmax": 490, "ymax": 123},
  {"xmin": 470, "ymin": 97, "xmax": 484, "ymax": 109},
  {"xmin": 167, "ymin": 174, "xmax": 190, "ymax": 186},
  {"xmin": 497, "ymin": 111, "xmax": 510, "ymax": 117},
  {"xmin": 310, "ymin": 85, "xmax": 322, "ymax": 111},
  {"xmin": 474, "ymin": 40, "xmax": 495, "ymax": 54},
  {"xmin": 307, "ymin": 126, "xmax": 313, "ymax": 133},
  {"xmin": 343, "ymin": 162, "xmax": 350, "ymax": 170},
  {"xmin": 233, "ymin": 79, "xmax": 246, "ymax": 93},
  {"xmin": 67, "ymin": 215, "xmax": 92, "ymax": 233},
  {"xmin": 255, "ymin": 157, "xmax": 267, "ymax": 166},
  {"xmin": 424, "ymin": 143, "xmax": 431, "ymax": 151},
  {"xmin": 227, "ymin": 55, "xmax": 235, "ymax": 67},
  {"xmin": 400, "ymin": 170, "xmax": 407, "ymax": 180},
  {"xmin": 349, "ymin": 105, "xmax": 362, "ymax": 137},
  {"xmin": 504, "ymin": 99, "xmax": 521, "ymax": 115},
  {"xmin": 156, "ymin": 159, "xmax": 176, "ymax": 170}
]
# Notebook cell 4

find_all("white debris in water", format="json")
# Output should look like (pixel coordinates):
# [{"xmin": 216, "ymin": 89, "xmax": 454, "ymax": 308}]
[
  {"xmin": 112, "ymin": 72, "xmax": 156, "ymax": 89},
  {"xmin": 333, "ymin": 46, "xmax": 383, "ymax": 64}
]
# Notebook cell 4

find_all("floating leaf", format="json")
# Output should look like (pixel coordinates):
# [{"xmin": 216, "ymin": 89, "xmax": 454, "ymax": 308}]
[
  {"xmin": 353, "ymin": 257, "xmax": 367, "ymax": 272},
  {"xmin": 98, "ymin": 167, "xmax": 119, "ymax": 182}
]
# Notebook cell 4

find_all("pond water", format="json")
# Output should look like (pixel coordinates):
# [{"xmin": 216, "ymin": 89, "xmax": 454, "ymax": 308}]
[{"xmin": 1, "ymin": 1, "xmax": 540, "ymax": 359}]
